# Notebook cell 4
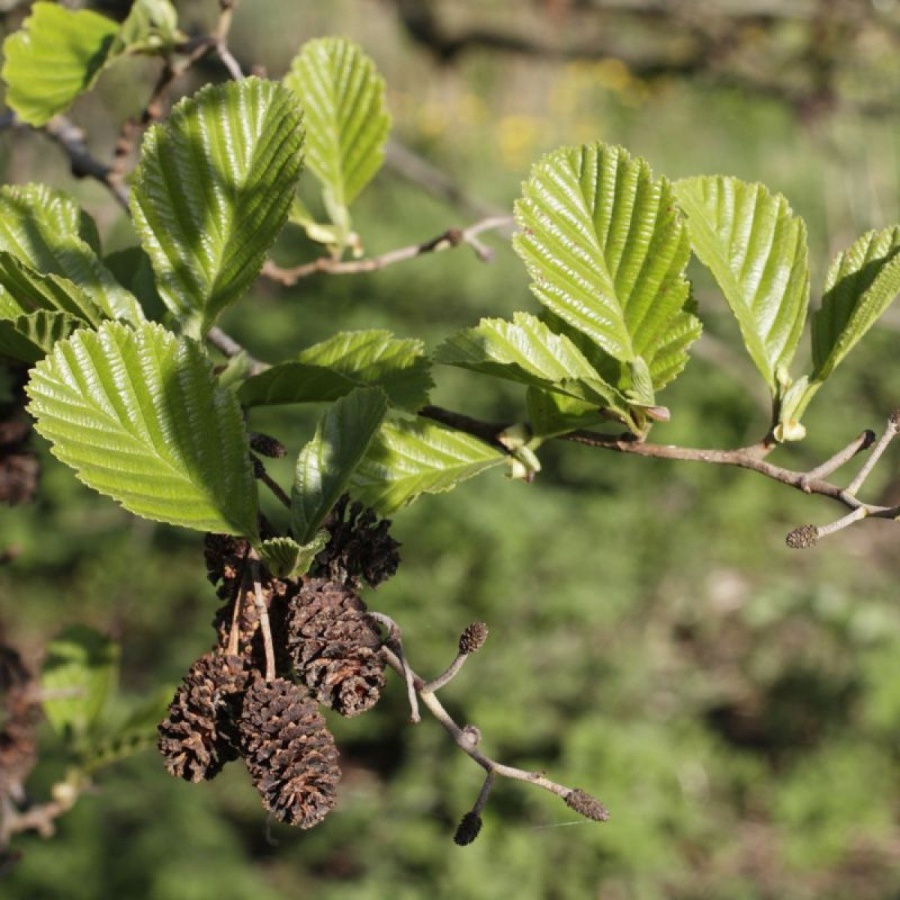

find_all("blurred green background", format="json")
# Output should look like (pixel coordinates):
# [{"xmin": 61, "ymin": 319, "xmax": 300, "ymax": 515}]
[{"xmin": 2, "ymin": 1, "xmax": 900, "ymax": 897}]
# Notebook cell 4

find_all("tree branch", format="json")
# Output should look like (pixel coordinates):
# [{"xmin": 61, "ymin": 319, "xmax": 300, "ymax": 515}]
[{"xmin": 262, "ymin": 215, "xmax": 513, "ymax": 286}]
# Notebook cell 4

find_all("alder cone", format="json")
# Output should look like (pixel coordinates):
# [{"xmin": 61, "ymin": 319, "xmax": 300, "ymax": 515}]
[
  {"xmin": 313, "ymin": 495, "xmax": 400, "ymax": 589},
  {"xmin": 158, "ymin": 652, "xmax": 246, "ymax": 783},
  {"xmin": 239, "ymin": 675, "xmax": 340, "ymax": 829},
  {"xmin": 286, "ymin": 578, "xmax": 385, "ymax": 717},
  {"xmin": 0, "ymin": 644, "xmax": 38, "ymax": 799}
]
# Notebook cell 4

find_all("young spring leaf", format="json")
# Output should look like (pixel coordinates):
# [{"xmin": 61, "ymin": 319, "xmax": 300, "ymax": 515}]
[
  {"xmin": 349, "ymin": 418, "xmax": 506, "ymax": 515},
  {"xmin": 41, "ymin": 626, "xmax": 119, "ymax": 741},
  {"xmin": 0, "ymin": 185, "xmax": 143, "ymax": 323},
  {"xmin": 435, "ymin": 312, "xmax": 625, "ymax": 410},
  {"xmin": 284, "ymin": 37, "xmax": 391, "ymax": 211},
  {"xmin": 291, "ymin": 387, "xmax": 389, "ymax": 544},
  {"xmin": 1, "ymin": 2, "xmax": 120, "ymax": 126},
  {"xmin": 239, "ymin": 330, "xmax": 433, "ymax": 411},
  {"xmin": 812, "ymin": 225, "xmax": 900, "ymax": 383},
  {"xmin": 674, "ymin": 175, "xmax": 809, "ymax": 393},
  {"xmin": 514, "ymin": 143, "xmax": 697, "ymax": 393},
  {"xmin": 0, "ymin": 311, "xmax": 84, "ymax": 364},
  {"xmin": 259, "ymin": 533, "xmax": 329, "ymax": 579},
  {"xmin": 130, "ymin": 78, "xmax": 304, "ymax": 335},
  {"xmin": 0, "ymin": 252, "xmax": 106, "ymax": 327},
  {"xmin": 26, "ymin": 321, "xmax": 259, "ymax": 539}
]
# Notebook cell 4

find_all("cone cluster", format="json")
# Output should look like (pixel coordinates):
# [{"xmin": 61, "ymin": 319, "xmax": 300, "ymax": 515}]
[{"xmin": 159, "ymin": 499, "xmax": 398, "ymax": 829}]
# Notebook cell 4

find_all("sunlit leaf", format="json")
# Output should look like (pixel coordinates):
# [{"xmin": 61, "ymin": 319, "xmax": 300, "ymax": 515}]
[
  {"xmin": 291, "ymin": 387, "xmax": 388, "ymax": 543},
  {"xmin": 514, "ymin": 143, "xmax": 696, "ymax": 393},
  {"xmin": 0, "ymin": 185, "xmax": 143, "ymax": 323},
  {"xmin": 26, "ymin": 321, "xmax": 259, "ymax": 538},
  {"xmin": 284, "ymin": 37, "xmax": 390, "ymax": 208},
  {"xmin": 1, "ymin": 2, "xmax": 119, "ymax": 125},
  {"xmin": 350, "ymin": 417, "xmax": 505, "ymax": 514},
  {"xmin": 131, "ymin": 78, "xmax": 304, "ymax": 335},
  {"xmin": 674, "ymin": 175, "xmax": 809, "ymax": 392},
  {"xmin": 812, "ymin": 226, "xmax": 900, "ymax": 382}
]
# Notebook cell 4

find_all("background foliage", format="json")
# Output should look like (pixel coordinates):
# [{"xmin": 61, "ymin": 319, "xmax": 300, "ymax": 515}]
[{"xmin": 2, "ymin": 1, "xmax": 900, "ymax": 897}]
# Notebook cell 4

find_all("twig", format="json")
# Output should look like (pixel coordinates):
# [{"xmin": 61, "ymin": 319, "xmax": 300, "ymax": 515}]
[
  {"xmin": 0, "ymin": 112, "xmax": 131, "ymax": 212},
  {"xmin": 800, "ymin": 429, "xmax": 875, "ymax": 487},
  {"xmin": 371, "ymin": 613, "xmax": 420, "ymax": 723},
  {"xmin": 251, "ymin": 454, "xmax": 291, "ymax": 509},
  {"xmin": 262, "ymin": 215, "xmax": 513, "ymax": 286},
  {"xmin": 250, "ymin": 559, "xmax": 275, "ymax": 683},
  {"xmin": 845, "ymin": 410, "xmax": 900, "ymax": 495},
  {"xmin": 379, "ymin": 644, "xmax": 593, "ymax": 806}
]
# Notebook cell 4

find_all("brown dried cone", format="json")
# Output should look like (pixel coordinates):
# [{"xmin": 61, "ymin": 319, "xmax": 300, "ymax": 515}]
[
  {"xmin": 158, "ymin": 651, "xmax": 247, "ymax": 783},
  {"xmin": 312, "ymin": 494, "xmax": 400, "ymax": 589},
  {"xmin": 239, "ymin": 675, "xmax": 340, "ymax": 828},
  {"xmin": 206, "ymin": 534, "xmax": 295, "ymax": 672},
  {"xmin": 286, "ymin": 578, "xmax": 385, "ymax": 717}
]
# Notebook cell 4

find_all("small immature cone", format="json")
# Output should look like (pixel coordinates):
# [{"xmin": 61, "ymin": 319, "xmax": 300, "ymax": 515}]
[
  {"xmin": 565, "ymin": 788, "xmax": 610, "ymax": 822},
  {"xmin": 312, "ymin": 495, "xmax": 401, "ymax": 590},
  {"xmin": 453, "ymin": 811, "xmax": 483, "ymax": 846},
  {"xmin": 239, "ymin": 675, "xmax": 340, "ymax": 829},
  {"xmin": 459, "ymin": 622, "xmax": 489, "ymax": 655},
  {"xmin": 286, "ymin": 578, "xmax": 385, "ymax": 717},
  {"xmin": 158, "ymin": 652, "xmax": 247, "ymax": 782}
]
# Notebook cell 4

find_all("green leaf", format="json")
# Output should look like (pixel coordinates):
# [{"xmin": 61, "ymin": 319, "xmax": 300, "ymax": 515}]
[
  {"xmin": 0, "ymin": 311, "xmax": 85, "ymax": 364},
  {"xmin": 514, "ymin": 143, "xmax": 695, "ymax": 384},
  {"xmin": 26, "ymin": 321, "xmax": 259, "ymax": 538},
  {"xmin": 2, "ymin": 2, "xmax": 120, "ymax": 126},
  {"xmin": 239, "ymin": 330, "xmax": 433, "ymax": 411},
  {"xmin": 113, "ymin": 0, "xmax": 180, "ymax": 54},
  {"xmin": 42, "ymin": 626, "xmax": 118, "ymax": 740},
  {"xmin": 674, "ymin": 175, "xmax": 809, "ymax": 392},
  {"xmin": 259, "ymin": 532, "xmax": 329, "ymax": 578},
  {"xmin": 645, "ymin": 309, "xmax": 703, "ymax": 391},
  {"xmin": 812, "ymin": 226, "xmax": 900, "ymax": 381},
  {"xmin": 350, "ymin": 417, "xmax": 506, "ymax": 514},
  {"xmin": 526, "ymin": 387, "xmax": 609, "ymax": 439},
  {"xmin": 291, "ymin": 387, "xmax": 388, "ymax": 543},
  {"xmin": 435, "ymin": 312, "xmax": 618, "ymax": 403},
  {"xmin": 130, "ymin": 77, "xmax": 304, "ymax": 335},
  {"xmin": 284, "ymin": 37, "xmax": 391, "ymax": 208},
  {"xmin": 0, "ymin": 252, "xmax": 106, "ymax": 326},
  {"xmin": 0, "ymin": 185, "xmax": 144, "ymax": 323}
]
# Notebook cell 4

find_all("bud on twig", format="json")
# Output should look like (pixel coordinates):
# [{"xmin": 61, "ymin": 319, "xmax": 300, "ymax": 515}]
[
  {"xmin": 565, "ymin": 788, "xmax": 610, "ymax": 822},
  {"xmin": 786, "ymin": 524, "xmax": 819, "ymax": 549}
]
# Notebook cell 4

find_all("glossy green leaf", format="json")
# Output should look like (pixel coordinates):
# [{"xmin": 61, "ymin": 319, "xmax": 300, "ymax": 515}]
[
  {"xmin": 291, "ymin": 387, "xmax": 388, "ymax": 543},
  {"xmin": 26, "ymin": 321, "xmax": 259, "ymax": 538},
  {"xmin": 0, "ymin": 185, "xmax": 143, "ymax": 323},
  {"xmin": 514, "ymin": 143, "xmax": 695, "ymax": 383},
  {"xmin": 239, "ymin": 330, "xmax": 433, "ymax": 411},
  {"xmin": 645, "ymin": 309, "xmax": 703, "ymax": 391},
  {"xmin": 435, "ymin": 312, "xmax": 617, "ymax": 402},
  {"xmin": 130, "ymin": 78, "xmax": 304, "ymax": 335},
  {"xmin": 812, "ymin": 226, "xmax": 900, "ymax": 381},
  {"xmin": 42, "ymin": 626, "xmax": 118, "ymax": 739},
  {"xmin": 0, "ymin": 252, "xmax": 105, "ymax": 326},
  {"xmin": 674, "ymin": 175, "xmax": 809, "ymax": 391},
  {"xmin": 350, "ymin": 417, "xmax": 506, "ymax": 514},
  {"xmin": 284, "ymin": 37, "xmax": 390, "ymax": 208},
  {"xmin": 0, "ymin": 311, "xmax": 85, "ymax": 364},
  {"xmin": 2, "ymin": 2, "xmax": 120, "ymax": 125}
]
